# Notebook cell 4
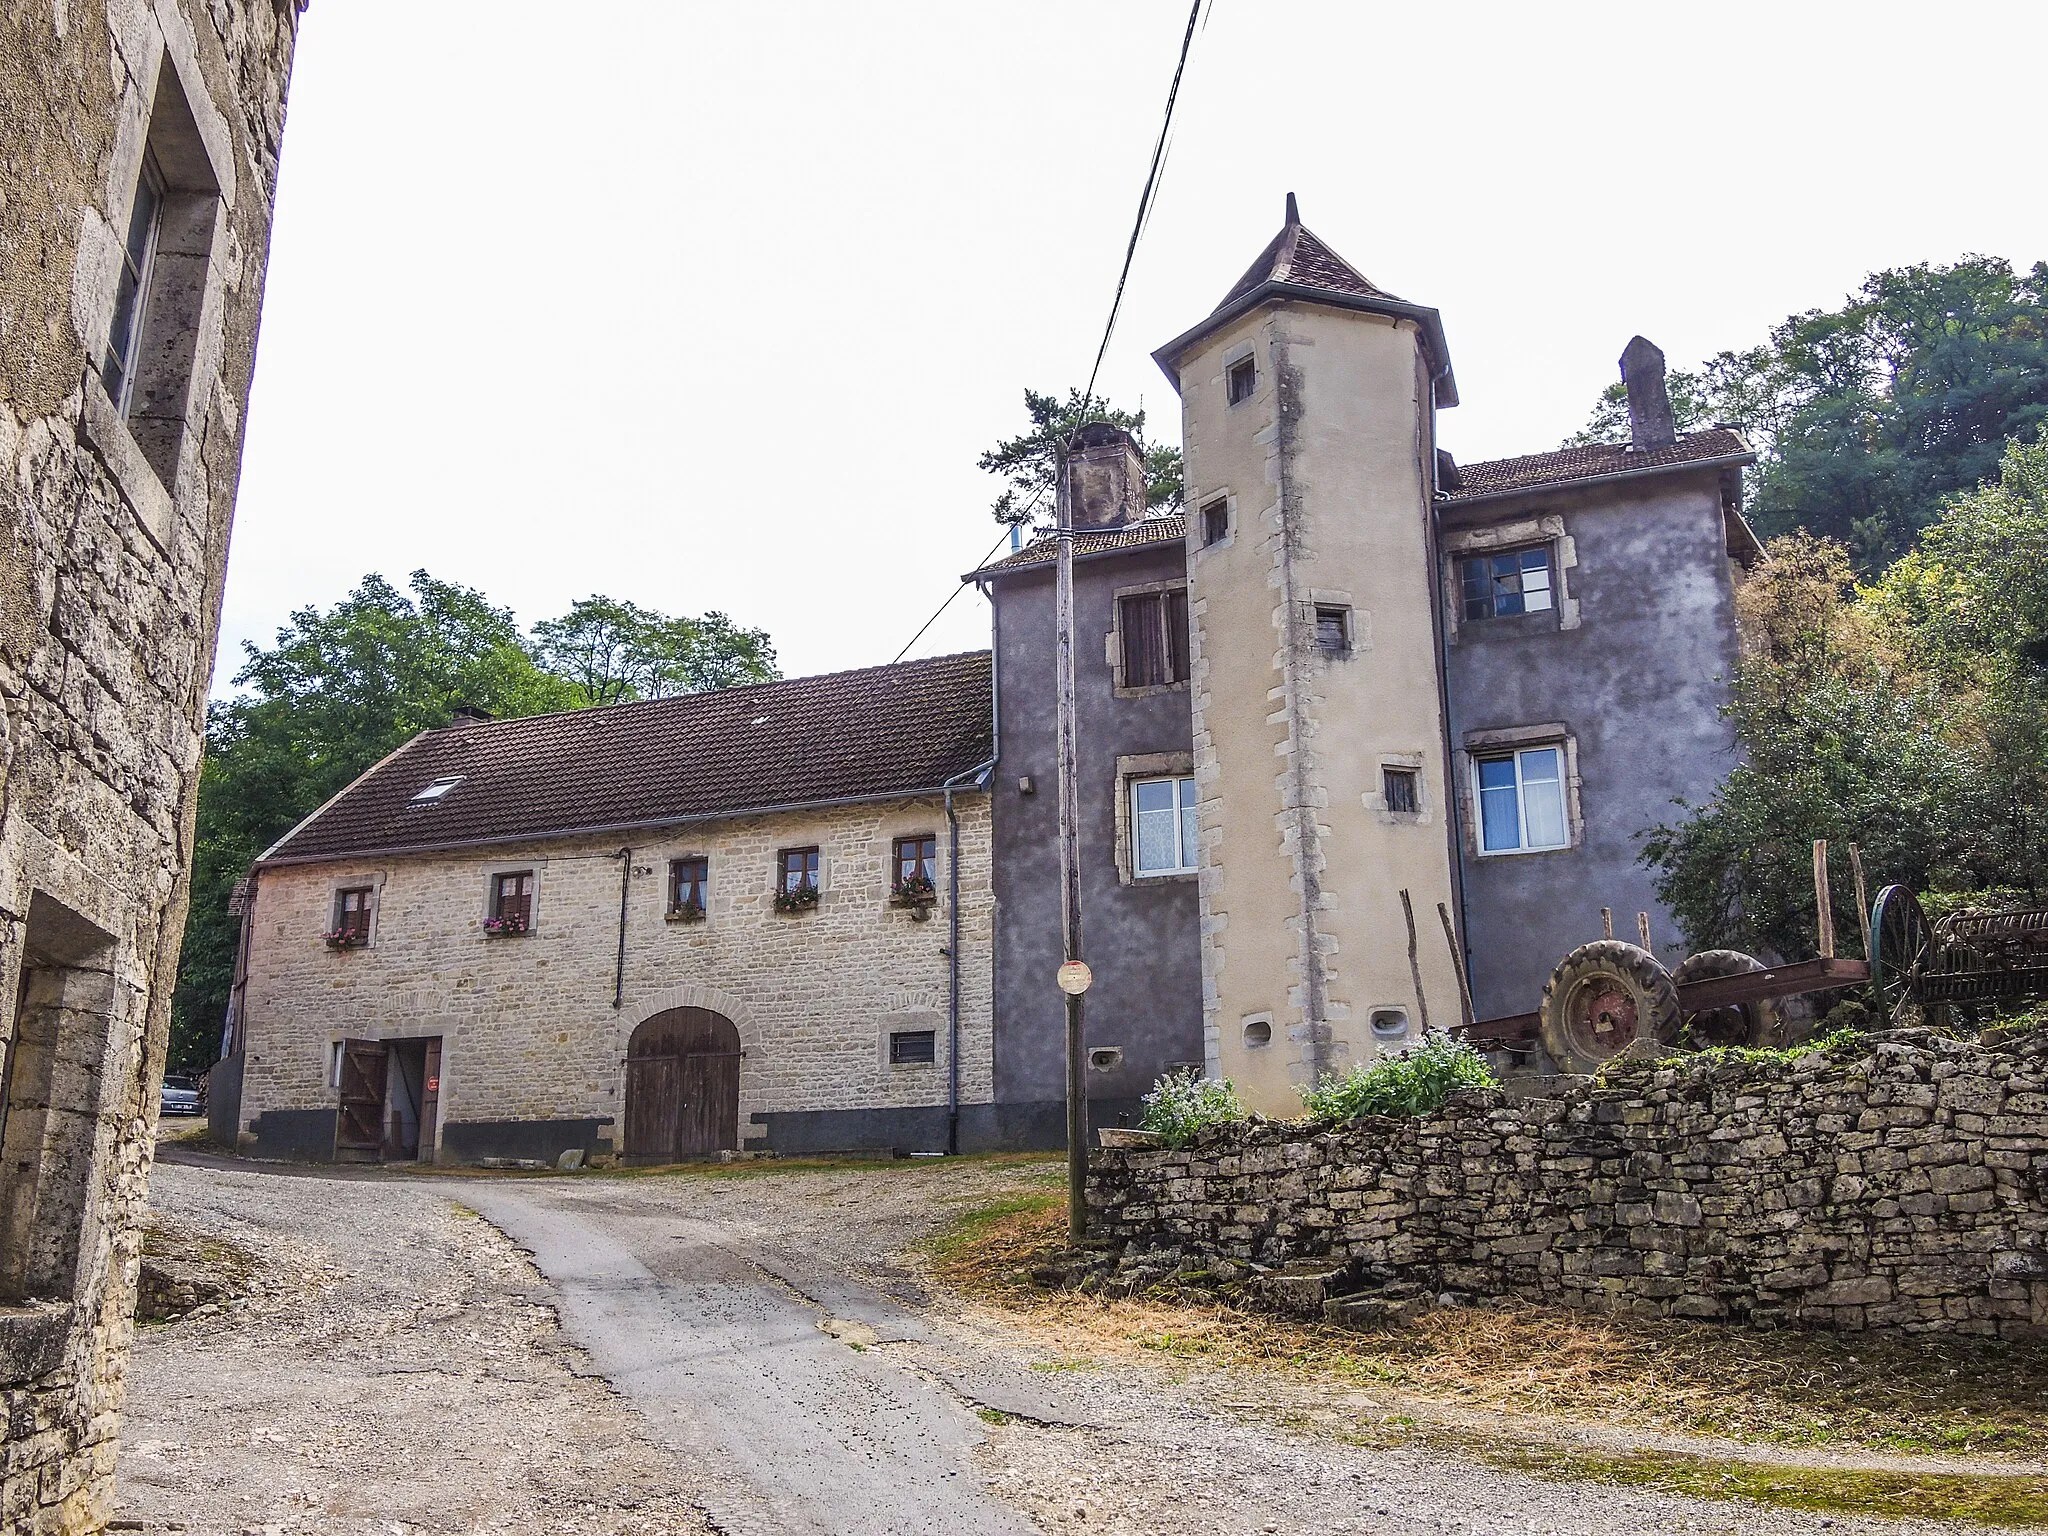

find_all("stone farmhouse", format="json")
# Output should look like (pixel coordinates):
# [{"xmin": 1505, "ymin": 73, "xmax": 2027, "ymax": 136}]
[
  {"xmin": 216, "ymin": 654, "xmax": 999, "ymax": 1164},
  {"xmin": 223, "ymin": 197, "xmax": 1760, "ymax": 1160},
  {"xmin": 0, "ymin": 0, "xmax": 303, "ymax": 1523}
]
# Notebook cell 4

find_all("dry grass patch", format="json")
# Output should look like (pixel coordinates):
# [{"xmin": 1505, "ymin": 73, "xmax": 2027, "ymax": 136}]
[{"xmin": 926, "ymin": 1194, "xmax": 2048, "ymax": 1458}]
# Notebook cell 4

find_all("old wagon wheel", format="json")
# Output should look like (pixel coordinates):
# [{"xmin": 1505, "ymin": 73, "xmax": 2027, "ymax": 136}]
[
  {"xmin": 1538, "ymin": 940, "xmax": 1680, "ymax": 1073},
  {"xmin": 1869, "ymin": 884, "xmax": 1932, "ymax": 1021},
  {"xmin": 1672, "ymin": 949, "xmax": 1782, "ymax": 1048}
]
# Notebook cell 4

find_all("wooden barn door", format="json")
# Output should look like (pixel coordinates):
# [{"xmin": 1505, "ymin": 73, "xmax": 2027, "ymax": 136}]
[
  {"xmin": 333, "ymin": 1039, "xmax": 387, "ymax": 1163},
  {"xmin": 624, "ymin": 1008, "xmax": 740, "ymax": 1161}
]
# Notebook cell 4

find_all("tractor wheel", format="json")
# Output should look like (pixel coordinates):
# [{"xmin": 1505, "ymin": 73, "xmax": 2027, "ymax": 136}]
[
  {"xmin": 1539, "ymin": 940, "xmax": 1680, "ymax": 1073},
  {"xmin": 1870, "ymin": 884, "xmax": 1932, "ymax": 1023},
  {"xmin": 1672, "ymin": 949, "xmax": 1782, "ymax": 1048}
]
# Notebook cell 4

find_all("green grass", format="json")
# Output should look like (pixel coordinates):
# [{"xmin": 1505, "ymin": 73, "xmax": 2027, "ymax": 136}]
[
  {"xmin": 1489, "ymin": 1443, "xmax": 2048, "ymax": 1526},
  {"xmin": 920, "ymin": 1192, "xmax": 1063, "ymax": 1263},
  {"xmin": 975, "ymin": 1407, "xmax": 1012, "ymax": 1425}
]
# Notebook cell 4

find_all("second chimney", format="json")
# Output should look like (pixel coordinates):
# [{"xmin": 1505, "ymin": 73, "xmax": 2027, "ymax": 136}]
[
  {"xmin": 1619, "ymin": 335, "xmax": 1676, "ymax": 450},
  {"xmin": 1064, "ymin": 421, "xmax": 1147, "ymax": 530}
]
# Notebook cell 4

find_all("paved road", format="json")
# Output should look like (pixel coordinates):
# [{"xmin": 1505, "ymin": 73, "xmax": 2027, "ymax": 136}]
[{"xmin": 463, "ymin": 1183, "xmax": 1040, "ymax": 1536}]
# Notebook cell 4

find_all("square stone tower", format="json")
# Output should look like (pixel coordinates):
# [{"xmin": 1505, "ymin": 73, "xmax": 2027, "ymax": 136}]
[{"xmin": 1152, "ymin": 197, "xmax": 1465, "ymax": 1115}]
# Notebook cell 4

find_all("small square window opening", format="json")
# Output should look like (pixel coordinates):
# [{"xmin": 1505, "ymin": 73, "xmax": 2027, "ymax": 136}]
[
  {"xmin": 1382, "ymin": 768, "xmax": 1420, "ymax": 815},
  {"xmin": 491, "ymin": 871, "xmax": 535, "ymax": 931},
  {"xmin": 1226, "ymin": 355, "xmax": 1257, "ymax": 405},
  {"xmin": 779, "ymin": 847, "xmax": 820, "ymax": 894},
  {"xmin": 1131, "ymin": 775, "xmax": 1198, "ymax": 876},
  {"xmin": 1201, "ymin": 498, "xmax": 1230, "ymax": 546},
  {"xmin": 1475, "ymin": 746, "xmax": 1569, "ymax": 854},
  {"xmin": 893, "ymin": 835, "xmax": 937, "ymax": 892},
  {"xmin": 1314, "ymin": 605, "xmax": 1350, "ymax": 654},
  {"xmin": 1461, "ymin": 547, "xmax": 1555, "ymax": 622},
  {"xmin": 669, "ymin": 856, "xmax": 708, "ymax": 915},
  {"xmin": 889, "ymin": 1029, "xmax": 937, "ymax": 1065},
  {"xmin": 334, "ymin": 886, "xmax": 373, "ymax": 942}
]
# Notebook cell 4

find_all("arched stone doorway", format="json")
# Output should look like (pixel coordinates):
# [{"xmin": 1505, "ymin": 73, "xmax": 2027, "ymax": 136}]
[{"xmin": 623, "ymin": 1007, "xmax": 741, "ymax": 1162}]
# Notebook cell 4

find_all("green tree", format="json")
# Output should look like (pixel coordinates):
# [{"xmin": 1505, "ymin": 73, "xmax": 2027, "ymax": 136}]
[
  {"xmin": 979, "ymin": 387, "xmax": 1183, "ymax": 526},
  {"xmin": 1643, "ymin": 442, "xmax": 2048, "ymax": 961},
  {"xmin": 1571, "ymin": 258, "xmax": 2048, "ymax": 569},
  {"xmin": 533, "ymin": 597, "xmax": 777, "ymax": 706}
]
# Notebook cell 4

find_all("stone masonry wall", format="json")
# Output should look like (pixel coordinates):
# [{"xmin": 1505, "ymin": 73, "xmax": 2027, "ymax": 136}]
[
  {"xmin": 1089, "ymin": 1029, "xmax": 2048, "ymax": 1337},
  {"xmin": 237, "ymin": 792, "xmax": 995, "ymax": 1159},
  {"xmin": 1, "ymin": 1, "xmax": 300, "ymax": 1525}
]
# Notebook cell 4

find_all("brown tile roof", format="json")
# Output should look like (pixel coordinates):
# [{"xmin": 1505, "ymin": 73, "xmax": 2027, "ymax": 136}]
[
  {"xmin": 971, "ymin": 514, "xmax": 1187, "ymax": 579},
  {"xmin": 1442, "ymin": 428, "xmax": 1753, "ymax": 504},
  {"xmin": 1214, "ymin": 221, "xmax": 1392, "ymax": 314},
  {"xmin": 263, "ymin": 651, "xmax": 994, "ymax": 863}
]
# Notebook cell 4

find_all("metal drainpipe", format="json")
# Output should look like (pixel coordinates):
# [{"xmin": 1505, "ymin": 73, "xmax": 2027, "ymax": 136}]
[
  {"xmin": 942, "ymin": 756, "xmax": 996, "ymax": 1155},
  {"xmin": 612, "ymin": 847, "xmax": 632, "ymax": 1010}
]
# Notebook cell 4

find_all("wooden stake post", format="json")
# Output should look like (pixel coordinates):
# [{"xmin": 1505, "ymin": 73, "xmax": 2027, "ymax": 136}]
[
  {"xmin": 1848, "ymin": 843, "xmax": 1872, "ymax": 960},
  {"xmin": 1813, "ymin": 839, "xmax": 1835, "ymax": 959}
]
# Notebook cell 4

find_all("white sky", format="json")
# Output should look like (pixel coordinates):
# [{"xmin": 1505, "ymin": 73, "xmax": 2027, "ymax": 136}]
[{"xmin": 221, "ymin": 0, "xmax": 2048, "ymax": 690}]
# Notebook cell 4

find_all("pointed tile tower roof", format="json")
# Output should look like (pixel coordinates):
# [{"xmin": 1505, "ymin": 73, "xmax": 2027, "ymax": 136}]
[{"xmin": 1153, "ymin": 193, "xmax": 1457, "ymax": 407}]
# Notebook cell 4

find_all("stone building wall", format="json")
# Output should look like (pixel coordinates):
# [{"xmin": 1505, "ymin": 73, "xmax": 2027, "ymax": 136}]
[
  {"xmin": 235, "ymin": 792, "xmax": 996, "ymax": 1161},
  {"xmin": 1089, "ymin": 1029, "xmax": 2048, "ymax": 1337},
  {"xmin": 0, "ymin": 1, "xmax": 301, "ymax": 1525}
]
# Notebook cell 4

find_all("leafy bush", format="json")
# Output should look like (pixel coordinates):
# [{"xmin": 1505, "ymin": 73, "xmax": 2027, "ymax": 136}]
[
  {"xmin": 1138, "ymin": 1070, "xmax": 1247, "ymax": 1147},
  {"xmin": 1299, "ymin": 1032, "xmax": 1497, "ymax": 1123}
]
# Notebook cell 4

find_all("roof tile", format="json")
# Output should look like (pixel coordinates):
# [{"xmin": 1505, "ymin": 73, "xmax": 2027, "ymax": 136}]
[
  {"xmin": 1444, "ymin": 428, "xmax": 1752, "ymax": 503},
  {"xmin": 974, "ymin": 514, "xmax": 1186, "ymax": 578},
  {"xmin": 266, "ymin": 651, "xmax": 994, "ymax": 863}
]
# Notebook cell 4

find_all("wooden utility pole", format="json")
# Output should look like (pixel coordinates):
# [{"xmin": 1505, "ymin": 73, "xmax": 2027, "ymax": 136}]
[{"xmin": 1053, "ymin": 441, "xmax": 1089, "ymax": 1245}]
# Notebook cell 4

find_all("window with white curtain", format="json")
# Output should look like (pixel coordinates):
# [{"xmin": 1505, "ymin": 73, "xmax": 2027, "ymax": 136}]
[
  {"xmin": 1474, "ymin": 746, "xmax": 1569, "ymax": 854},
  {"xmin": 1130, "ymin": 775, "xmax": 1198, "ymax": 876}
]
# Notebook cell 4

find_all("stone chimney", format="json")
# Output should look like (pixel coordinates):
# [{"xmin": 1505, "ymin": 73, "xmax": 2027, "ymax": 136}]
[
  {"xmin": 1619, "ymin": 335, "xmax": 1676, "ymax": 450},
  {"xmin": 1064, "ymin": 421, "xmax": 1148, "ymax": 530}
]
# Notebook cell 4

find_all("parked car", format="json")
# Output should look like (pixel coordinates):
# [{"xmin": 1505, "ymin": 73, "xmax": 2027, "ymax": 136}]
[{"xmin": 160, "ymin": 1075, "xmax": 202, "ymax": 1117}]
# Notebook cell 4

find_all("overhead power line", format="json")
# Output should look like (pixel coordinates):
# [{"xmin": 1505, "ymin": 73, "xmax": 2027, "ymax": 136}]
[
  {"xmin": 891, "ymin": 0, "xmax": 1211, "ymax": 667},
  {"xmin": 1082, "ymin": 0, "xmax": 1208, "ymax": 408}
]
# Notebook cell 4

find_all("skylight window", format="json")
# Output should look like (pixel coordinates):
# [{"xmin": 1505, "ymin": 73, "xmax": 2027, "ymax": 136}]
[{"xmin": 410, "ymin": 775, "xmax": 465, "ymax": 804}]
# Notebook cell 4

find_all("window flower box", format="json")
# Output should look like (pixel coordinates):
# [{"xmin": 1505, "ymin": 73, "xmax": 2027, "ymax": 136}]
[
  {"xmin": 890, "ymin": 873, "xmax": 937, "ymax": 920},
  {"xmin": 666, "ymin": 899, "xmax": 706, "ymax": 924},
  {"xmin": 481, "ymin": 915, "xmax": 528, "ymax": 937},
  {"xmin": 322, "ymin": 929, "xmax": 366, "ymax": 951},
  {"xmin": 774, "ymin": 881, "xmax": 820, "ymax": 915}
]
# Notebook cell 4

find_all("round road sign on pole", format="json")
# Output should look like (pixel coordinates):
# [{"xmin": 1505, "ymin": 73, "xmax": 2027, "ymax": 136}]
[{"xmin": 1056, "ymin": 959, "xmax": 1093, "ymax": 996}]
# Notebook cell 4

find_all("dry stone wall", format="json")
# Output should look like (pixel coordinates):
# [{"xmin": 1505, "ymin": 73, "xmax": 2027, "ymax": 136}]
[{"xmin": 1088, "ymin": 1028, "xmax": 2048, "ymax": 1337}]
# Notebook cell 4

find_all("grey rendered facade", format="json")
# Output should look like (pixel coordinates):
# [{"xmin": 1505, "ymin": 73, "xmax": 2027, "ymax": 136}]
[
  {"xmin": 982, "ymin": 533, "xmax": 1202, "ymax": 1144},
  {"xmin": 1441, "ymin": 458, "xmax": 1756, "ymax": 1021}
]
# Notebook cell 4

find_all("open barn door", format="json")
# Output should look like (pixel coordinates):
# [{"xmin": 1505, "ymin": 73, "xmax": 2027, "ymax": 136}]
[{"xmin": 334, "ymin": 1039, "xmax": 387, "ymax": 1163}]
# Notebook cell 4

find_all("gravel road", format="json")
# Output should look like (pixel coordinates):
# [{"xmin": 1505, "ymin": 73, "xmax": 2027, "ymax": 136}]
[{"xmin": 118, "ymin": 1153, "xmax": 1996, "ymax": 1536}]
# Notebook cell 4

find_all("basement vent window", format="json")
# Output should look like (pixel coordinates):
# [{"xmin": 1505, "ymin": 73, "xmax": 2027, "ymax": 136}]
[
  {"xmin": 1226, "ymin": 355, "xmax": 1257, "ymax": 406},
  {"xmin": 1382, "ymin": 767, "xmax": 1420, "ymax": 815},
  {"xmin": 1371, "ymin": 1008, "xmax": 1411, "ymax": 1042},
  {"xmin": 889, "ymin": 1029, "xmax": 937, "ymax": 1066},
  {"xmin": 410, "ymin": 775, "xmax": 464, "ymax": 804},
  {"xmin": 1088, "ymin": 1047, "xmax": 1124, "ymax": 1072},
  {"xmin": 1242, "ymin": 1016, "xmax": 1273, "ymax": 1049}
]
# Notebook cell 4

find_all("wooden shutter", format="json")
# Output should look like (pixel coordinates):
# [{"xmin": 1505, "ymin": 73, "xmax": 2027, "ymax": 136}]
[
  {"xmin": 1120, "ymin": 593, "xmax": 1164, "ymax": 686},
  {"xmin": 1165, "ymin": 587, "xmax": 1189, "ymax": 683}
]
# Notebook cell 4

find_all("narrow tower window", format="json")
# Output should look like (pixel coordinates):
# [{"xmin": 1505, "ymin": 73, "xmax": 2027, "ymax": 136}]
[{"xmin": 1226, "ymin": 355, "xmax": 1257, "ymax": 405}]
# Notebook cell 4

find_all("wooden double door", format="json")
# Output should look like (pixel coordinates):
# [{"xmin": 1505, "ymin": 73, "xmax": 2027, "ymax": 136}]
[
  {"xmin": 334, "ymin": 1037, "xmax": 441, "ymax": 1163},
  {"xmin": 623, "ymin": 1007, "xmax": 740, "ymax": 1162}
]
